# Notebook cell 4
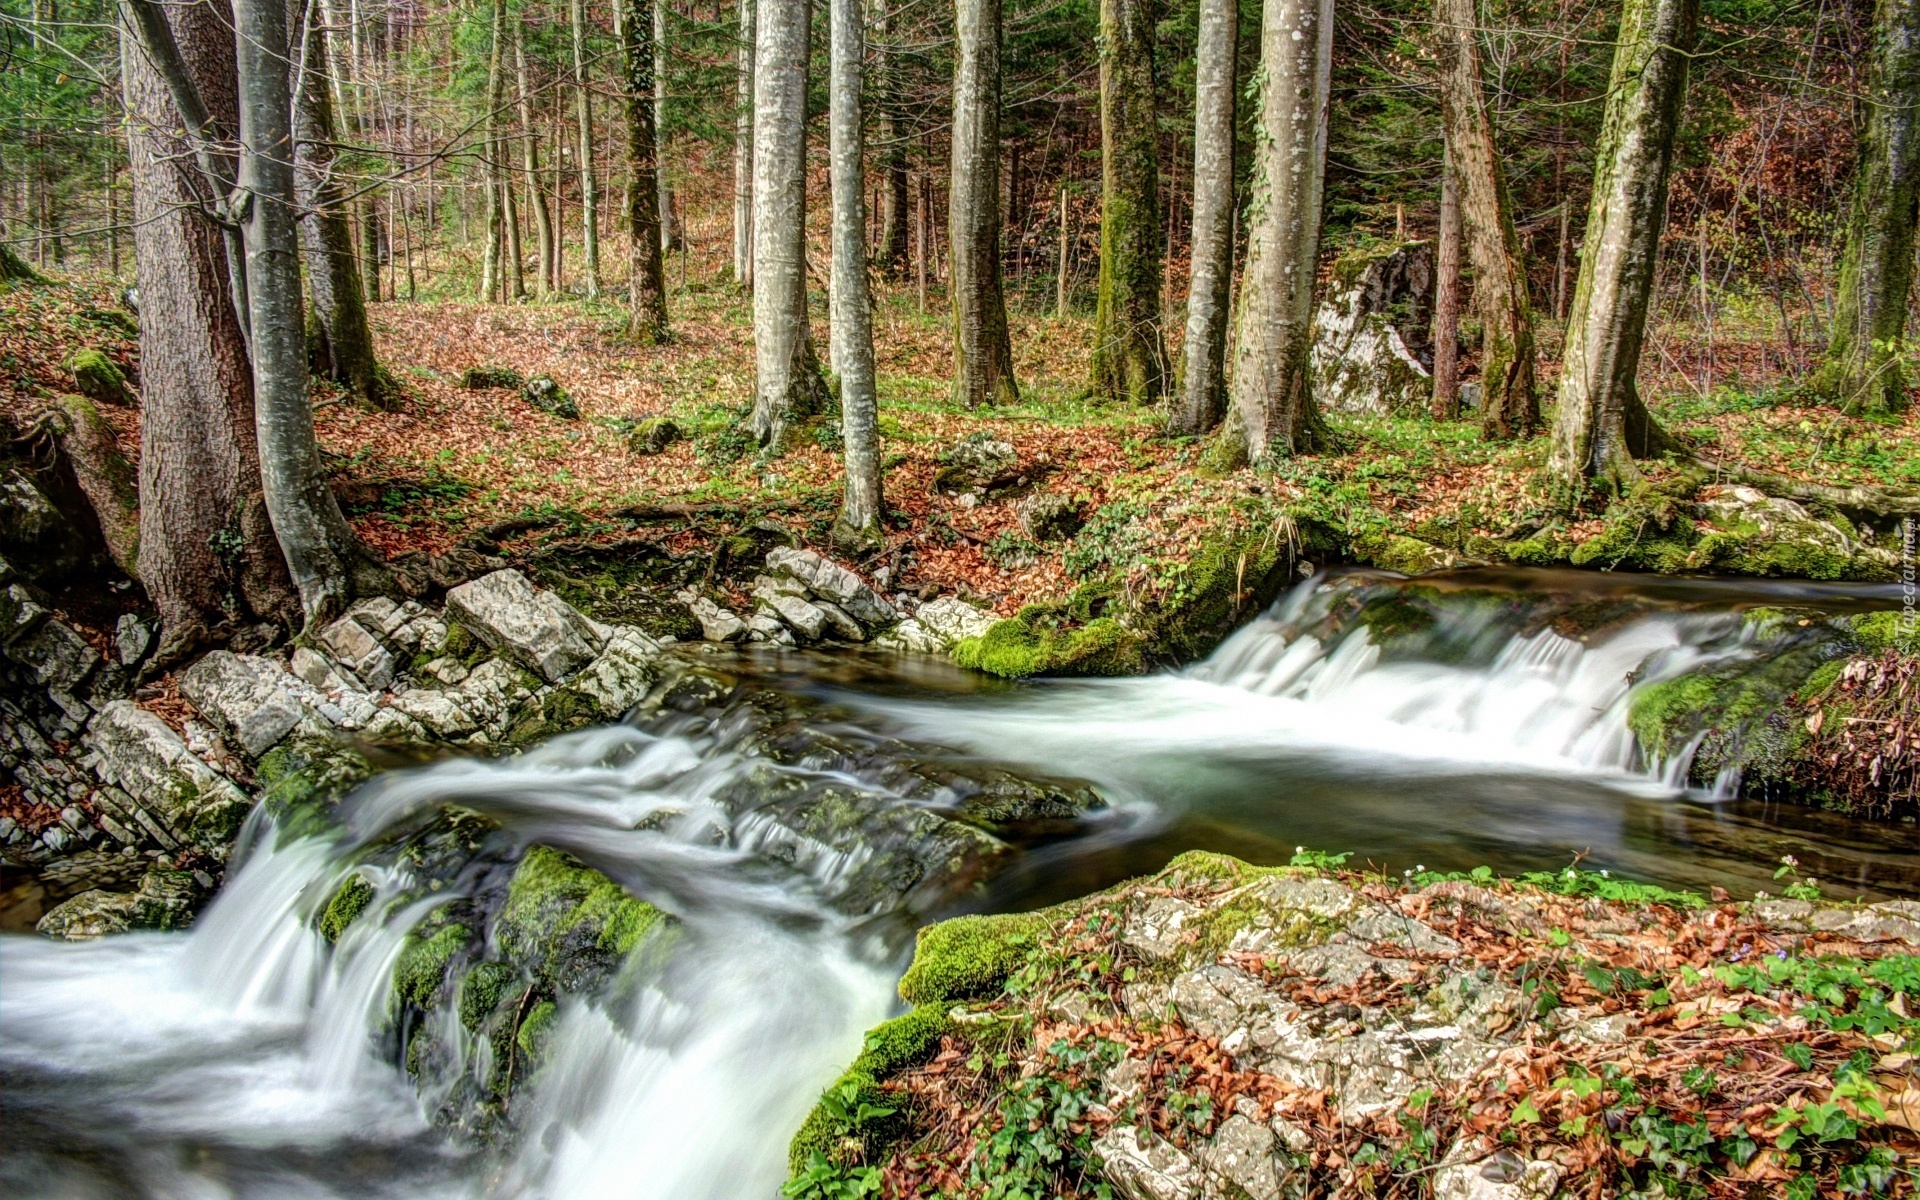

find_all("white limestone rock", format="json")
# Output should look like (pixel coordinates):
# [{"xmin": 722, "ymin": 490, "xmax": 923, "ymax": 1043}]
[
  {"xmin": 764, "ymin": 547, "xmax": 895, "ymax": 626},
  {"xmin": 446, "ymin": 569, "xmax": 605, "ymax": 683},
  {"xmin": 760, "ymin": 592, "xmax": 829, "ymax": 641},
  {"xmin": 178, "ymin": 652, "xmax": 309, "ymax": 757},
  {"xmin": 1094, "ymin": 1124, "xmax": 1203, "ymax": 1200},
  {"xmin": 914, "ymin": 597, "xmax": 998, "ymax": 645},
  {"xmin": 85, "ymin": 701, "xmax": 248, "ymax": 848}
]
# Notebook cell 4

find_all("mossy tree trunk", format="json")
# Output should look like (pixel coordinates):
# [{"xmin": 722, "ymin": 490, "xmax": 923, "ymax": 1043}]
[
  {"xmin": 1549, "ymin": 0, "xmax": 1698, "ymax": 495},
  {"xmin": 622, "ymin": 0, "xmax": 669, "ymax": 343},
  {"xmin": 830, "ymin": 0, "xmax": 883, "ymax": 546},
  {"xmin": 514, "ymin": 29, "xmax": 555, "ymax": 298},
  {"xmin": 1817, "ymin": 0, "xmax": 1920, "ymax": 415},
  {"xmin": 950, "ymin": 0, "xmax": 1018, "ymax": 407},
  {"xmin": 1171, "ymin": 0, "xmax": 1235, "ymax": 435},
  {"xmin": 1224, "ymin": 0, "xmax": 1333, "ymax": 464},
  {"xmin": 1434, "ymin": 0, "xmax": 1537, "ymax": 438},
  {"xmin": 1091, "ymin": 0, "xmax": 1165, "ymax": 406}
]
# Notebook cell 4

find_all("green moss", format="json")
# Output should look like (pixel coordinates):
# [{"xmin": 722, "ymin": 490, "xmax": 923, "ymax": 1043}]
[
  {"xmin": 516, "ymin": 999, "xmax": 559, "ymax": 1063},
  {"xmin": 506, "ymin": 686, "xmax": 602, "ymax": 745},
  {"xmin": 951, "ymin": 615, "xmax": 1144, "ymax": 680},
  {"xmin": 393, "ymin": 923, "xmax": 471, "ymax": 1009},
  {"xmin": 1354, "ymin": 532, "xmax": 1454, "ymax": 576},
  {"xmin": 461, "ymin": 365, "xmax": 524, "ymax": 390},
  {"xmin": 66, "ymin": 346, "xmax": 133, "ymax": 406},
  {"xmin": 788, "ymin": 1004, "xmax": 954, "ymax": 1171},
  {"xmin": 458, "ymin": 961, "xmax": 523, "ymax": 1031},
  {"xmin": 496, "ymin": 845, "xmax": 669, "ymax": 993},
  {"xmin": 256, "ymin": 738, "xmax": 375, "ymax": 839},
  {"xmin": 897, "ymin": 911, "xmax": 1049, "ymax": 1007},
  {"xmin": 1132, "ymin": 524, "xmax": 1301, "ymax": 664},
  {"xmin": 1848, "ymin": 609, "xmax": 1916, "ymax": 654},
  {"xmin": 318, "ymin": 876, "xmax": 375, "ymax": 943}
]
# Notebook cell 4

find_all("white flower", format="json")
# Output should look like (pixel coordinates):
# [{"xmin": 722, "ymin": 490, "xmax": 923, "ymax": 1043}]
[{"xmin": 1600, "ymin": 870, "xmax": 1610, "ymax": 878}]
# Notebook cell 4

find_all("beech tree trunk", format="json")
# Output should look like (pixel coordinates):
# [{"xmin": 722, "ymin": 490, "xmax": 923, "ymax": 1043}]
[
  {"xmin": 1549, "ymin": 0, "xmax": 1699, "ymax": 493},
  {"xmin": 950, "ymin": 0, "xmax": 1017, "ymax": 406},
  {"xmin": 480, "ymin": 0, "xmax": 506, "ymax": 300},
  {"xmin": 1818, "ymin": 0, "xmax": 1920, "ymax": 414},
  {"xmin": 515, "ymin": 27, "xmax": 555, "ymax": 297},
  {"xmin": 830, "ymin": 0, "xmax": 882, "ymax": 545},
  {"xmin": 571, "ymin": 0, "xmax": 601, "ymax": 296},
  {"xmin": 624, "ymin": 0, "xmax": 669, "ymax": 341},
  {"xmin": 121, "ymin": 0, "xmax": 295, "ymax": 653},
  {"xmin": 654, "ymin": 0, "xmax": 677, "ymax": 254},
  {"xmin": 734, "ymin": 0, "xmax": 754, "ymax": 285},
  {"xmin": 875, "ymin": 0, "xmax": 909, "ymax": 277},
  {"xmin": 1225, "ymin": 0, "xmax": 1333, "ymax": 463},
  {"xmin": 1434, "ymin": 0, "xmax": 1537, "ymax": 438},
  {"xmin": 1171, "ymin": 0, "xmax": 1235, "ymax": 435},
  {"xmin": 294, "ymin": 11, "xmax": 388, "ymax": 407},
  {"xmin": 1431, "ymin": 140, "xmax": 1463, "ymax": 419},
  {"xmin": 235, "ymin": 0, "xmax": 364, "ymax": 624},
  {"xmin": 749, "ymin": 0, "xmax": 826, "ymax": 445},
  {"xmin": 1091, "ymin": 0, "xmax": 1165, "ymax": 405}
]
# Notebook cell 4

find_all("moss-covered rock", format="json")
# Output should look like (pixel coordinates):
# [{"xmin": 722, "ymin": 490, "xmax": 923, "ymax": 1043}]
[
  {"xmin": 788, "ymin": 1004, "xmax": 952, "ymax": 1170},
  {"xmin": 522, "ymin": 374, "xmax": 577, "ymax": 419},
  {"xmin": 66, "ymin": 347, "xmax": 134, "ymax": 407},
  {"xmin": 256, "ymin": 737, "xmax": 376, "ymax": 839},
  {"xmin": 393, "ymin": 921, "xmax": 472, "ymax": 1010},
  {"xmin": 461, "ymin": 365, "xmax": 524, "ymax": 390},
  {"xmin": 951, "ymin": 612, "xmax": 1144, "ymax": 679},
  {"xmin": 628, "ymin": 417, "xmax": 684, "ymax": 455},
  {"xmin": 515, "ymin": 999, "xmax": 559, "ymax": 1064},
  {"xmin": 496, "ymin": 845, "xmax": 670, "ymax": 994},
  {"xmin": 318, "ymin": 875, "xmax": 375, "ymax": 943},
  {"xmin": 896, "ymin": 910, "xmax": 1050, "ymax": 1007}
]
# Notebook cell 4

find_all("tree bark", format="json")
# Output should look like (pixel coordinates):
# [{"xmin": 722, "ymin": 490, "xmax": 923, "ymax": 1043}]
[
  {"xmin": 515, "ymin": 25, "xmax": 555, "ymax": 298},
  {"xmin": 831, "ymin": 0, "xmax": 882, "ymax": 545},
  {"xmin": 749, "ymin": 0, "xmax": 826, "ymax": 445},
  {"xmin": 624, "ymin": 0, "xmax": 669, "ymax": 341},
  {"xmin": 48, "ymin": 393, "xmax": 140, "ymax": 576},
  {"xmin": 875, "ymin": 1, "xmax": 910, "ymax": 278},
  {"xmin": 654, "ymin": 0, "xmax": 677, "ymax": 253},
  {"xmin": 121, "ymin": 0, "xmax": 295, "ymax": 652},
  {"xmin": 1434, "ymin": 0, "xmax": 1537, "ymax": 439},
  {"xmin": 1224, "ymin": 0, "xmax": 1332, "ymax": 464},
  {"xmin": 571, "ymin": 0, "xmax": 601, "ymax": 296},
  {"xmin": 1431, "ymin": 139, "xmax": 1462, "ymax": 419},
  {"xmin": 1171, "ymin": 0, "xmax": 1235, "ymax": 435},
  {"xmin": 1092, "ymin": 0, "xmax": 1165, "ymax": 405},
  {"xmin": 734, "ymin": 0, "xmax": 755, "ymax": 286},
  {"xmin": 480, "ymin": 0, "xmax": 506, "ymax": 301},
  {"xmin": 294, "ymin": 8, "xmax": 388, "ymax": 407},
  {"xmin": 1549, "ymin": 0, "xmax": 1699, "ymax": 494},
  {"xmin": 950, "ymin": 0, "xmax": 1018, "ymax": 406},
  {"xmin": 1817, "ymin": 0, "xmax": 1920, "ymax": 415}
]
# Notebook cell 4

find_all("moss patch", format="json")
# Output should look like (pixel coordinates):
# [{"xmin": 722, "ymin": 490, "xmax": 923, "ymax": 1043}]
[
  {"xmin": 788, "ymin": 1003, "xmax": 954, "ymax": 1171},
  {"xmin": 951, "ymin": 614, "xmax": 1144, "ymax": 680},
  {"xmin": 393, "ymin": 922, "xmax": 471, "ymax": 1010},
  {"xmin": 318, "ymin": 875, "xmax": 375, "ymax": 943},
  {"xmin": 897, "ymin": 910, "xmax": 1050, "ymax": 1007},
  {"xmin": 496, "ymin": 845, "xmax": 669, "ymax": 993}
]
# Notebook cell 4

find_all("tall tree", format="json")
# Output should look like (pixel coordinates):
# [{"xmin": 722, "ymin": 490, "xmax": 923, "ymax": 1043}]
[
  {"xmin": 1816, "ymin": 0, "xmax": 1920, "ymax": 415},
  {"xmin": 294, "ymin": 10, "xmax": 388, "ymax": 407},
  {"xmin": 749, "ymin": 0, "xmax": 826, "ymax": 445},
  {"xmin": 1434, "ymin": 0, "xmax": 1537, "ymax": 438},
  {"xmin": 1549, "ymin": 0, "xmax": 1699, "ymax": 493},
  {"xmin": 1225, "ymin": 0, "xmax": 1333, "ymax": 463},
  {"xmin": 624, "ymin": 0, "xmax": 669, "ymax": 341},
  {"xmin": 655, "ymin": 0, "xmax": 677, "ymax": 253},
  {"xmin": 734, "ymin": 0, "xmax": 754, "ymax": 285},
  {"xmin": 1430, "ymin": 141, "xmax": 1463, "ymax": 419},
  {"xmin": 571, "ymin": 0, "xmax": 602, "ymax": 296},
  {"xmin": 950, "ymin": 0, "xmax": 1018, "ymax": 406},
  {"xmin": 874, "ymin": 0, "xmax": 910, "ymax": 277},
  {"xmin": 1091, "ymin": 0, "xmax": 1165, "ymax": 405},
  {"xmin": 120, "ymin": 0, "xmax": 295, "ymax": 653},
  {"xmin": 480, "ymin": 0, "xmax": 507, "ymax": 300},
  {"xmin": 830, "ymin": 0, "xmax": 882, "ymax": 545},
  {"xmin": 1171, "ymin": 0, "xmax": 1235, "ymax": 435},
  {"xmin": 515, "ymin": 25, "xmax": 556, "ymax": 298}
]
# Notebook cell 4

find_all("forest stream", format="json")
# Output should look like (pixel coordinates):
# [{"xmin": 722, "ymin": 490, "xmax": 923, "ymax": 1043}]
[{"xmin": 3, "ymin": 568, "xmax": 1914, "ymax": 1200}]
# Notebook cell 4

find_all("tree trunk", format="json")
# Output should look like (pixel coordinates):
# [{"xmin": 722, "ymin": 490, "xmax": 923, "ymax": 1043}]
[
  {"xmin": 516, "ymin": 26, "xmax": 555, "ymax": 298},
  {"xmin": 749, "ymin": 0, "xmax": 826, "ymax": 445},
  {"xmin": 654, "ymin": 0, "xmax": 677, "ymax": 253},
  {"xmin": 734, "ymin": 0, "xmax": 755, "ymax": 285},
  {"xmin": 235, "ymin": 0, "xmax": 365, "ymax": 624},
  {"xmin": 831, "ymin": 0, "xmax": 882, "ymax": 545},
  {"xmin": 1818, "ymin": 0, "xmax": 1920, "ymax": 415},
  {"xmin": 121, "ymin": 1, "xmax": 295, "ymax": 653},
  {"xmin": 1434, "ymin": 0, "xmax": 1537, "ymax": 439},
  {"xmin": 294, "ymin": 7, "xmax": 389, "ymax": 407},
  {"xmin": 481, "ymin": 0, "xmax": 506, "ymax": 301},
  {"xmin": 1092, "ymin": 0, "xmax": 1165, "ymax": 405},
  {"xmin": 1548, "ymin": 0, "xmax": 1699, "ymax": 494},
  {"xmin": 624, "ymin": 0, "xmax": 669, "ymax": 341},
  {"xmin": 1431, "ymin": 139, "xmax": 1462, "ymax": 419},
  {"xmin": 1171, "ymin": 0, "xmax": 1235, "ymax": 435},
  {"xmin": 571, "ymin": 0, "xmax": 602, "ymax": 297},
  {"xmin": 875, "ymin": 0, "xmax": 910, "ymax": 277},
  {"xmin": 950, "ymin": 0, "xmax": 1018, "ymax": 406},
  {"xmin": 1224, "ymin": 0, "xmax": 1332, "ymax": 464}
]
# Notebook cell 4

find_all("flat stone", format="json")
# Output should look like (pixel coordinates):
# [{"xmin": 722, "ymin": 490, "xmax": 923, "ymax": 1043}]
[
  {"xmin": 760, "ymin": 592, "xmax": 829, "ymax": 641},
  {"xmin": 764, "ymin": 548, "xmax": 894, "ymax": 626},
  {"xmin": 7, "ymin": 617, "xmax": 99, "ymax": 692},
  {"xmin": 811, "ymin": 600, "xmax": 866, "ymax": 642},
  {"xmin": 36, "ymin": 888, "xmax": 138, "ymax": 940},
  {"xmin": 389, "ymin": 688, "xmax": 479, "ymax": 737},
  {"xmin": 446, "ymin": 569, "xmax": 605, "ymax": 683},
  {"xmin": 681, "ymin": 593, "xmax": 747, "ymax": 643},
  {"xmin": 1095, "ymin": 1124, "xmax": 1203, "ymax": 1200},
  {"xmin": 316, "ymin": 611, "xmax": 396, "ymax": 689},
  {"xmin": 178, "ymin": 652, "xmax": 307, "ymax": 757},
  {"xmin": 420, "ymin": 656, "xmax": 470, "ymax": 685},
  {"xmin": 915, "ymin": 597, "xmax": 997, "ymax": 646},
  {"xmin": 1197, "ymin": 1113, "xmax": 1289, "ymax": 1200},
  {"xmin": 86, "ymin": 702, "xmax": 249, "ymax": 851}
]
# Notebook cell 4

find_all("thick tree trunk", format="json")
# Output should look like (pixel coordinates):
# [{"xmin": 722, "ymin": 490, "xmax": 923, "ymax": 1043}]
[
  {"xmin": 121, "ymin": 1, "xmax": 295, "ymax": 652},
  {"xmin": 1818, "ymin": 0, "xmax": 1920, "ymax": 415},
  {"xmin": 750, "ymin": 0, "xmax": 826, "ymax": 445},
  {"xmin": 1171, "ymin": 0, "xmax": 1235, "ymax": 435},
  {"xmin": 733, "ymin": 0, "xmax": 754, "ymax": 286},
  {"xmin": 235, "ymin": 0, "xmax": 364, "ymax": 624},
  {"xmin": 571, "ymin": 0, "xmax": 601, "ymax": 297},
  {"xmin": 950, "ymin": 0, "xmax": 1018, "ymax": 406},
  {"xmin": 1225, "ymin": 0, "xmax": 1333, "ymax": 463},
  {"xmin": 1091, "ymin": 0, "xmax": 1165, "ymax": 405},
  {"xmin": 1549, "ymin": 0, "xmax": 1699, "ymax": 493},
  {"xmin": 515, "ymin": 27, "xmax": 555, "ymax": 298},
  {"xmin": 874, "ymin": 1, "xmax": 909, "ymax": 277},
  {"xmin": 624, "ymin": 0, "xmax": 669, "ymax": 342},
  {"xmin": 830, "ymin": 0, "xmax": 882, "ymax": 545},
  {"xmin": 1431, "ymin": 140, "xmax": 1463, "ymax": 419},
  {"xmin": 294, "ymin": 12, "xmax": 388, "ymax": 407},
  {"xmin": 1434, "ymin": 0, "xmax": 1537, "ymax": 438}
]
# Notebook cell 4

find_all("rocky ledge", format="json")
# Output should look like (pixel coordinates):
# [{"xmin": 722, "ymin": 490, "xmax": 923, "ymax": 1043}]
[{"xmin": 787, "ymin": 852, "xmax": 1920, "ymax": 1199}]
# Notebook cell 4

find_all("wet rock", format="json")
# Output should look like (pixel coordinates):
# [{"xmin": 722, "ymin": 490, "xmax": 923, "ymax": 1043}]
[
  {"xmin": 812, "ymin": 600, "xmax": 866, "ymax": 641},
  {"xmin": 872, "ymin": 618, "xmax": 943, "ymax": 654},
  {"xmin": 179, "ymin": 651, "xmax": 307, "ymax": 757},
  {"xmin": 1311, "ymin": 241, "xmax": 1435, "ymax": 415},
  {"xmin": 913, "ymin": 597, "xmax": 997, "ymax": 646},
  {"xmin": 86, "ymin": 700, "xmax": 249, "ymax": 850},
  {"xmin": 1018, "ymin": 492, "xmax": 1083, "ymax": 541},
  {"xmin": 114, "ymin": 613, "xmax": 154, "ymax": 667},
  {"xmin": 36, "ymin": 887, "xmax": 138, "ymax": 940},
  {"xmin": 1694, "ymin": 485, "xmax": 1896, "ymax": 580},
  {"xmin": 460, "ymin": 365, "xmax": 523, "ymax": 390},
  {"xmin": 758, "ymin": 591, "xmax": 829, "ymax": 641},
  {"xmin": 1095, "ymin": 1124, "xmax": 1204, "ymax": 1200},
  {"xmin": 680, "ymin": 591, "xmax": 747, "ymax": 642},
  {"xmin": 628, "ymin": 417, "xmax": 683, "ymax": 455},
  {"xmin": 745, "ymin": 613, "xmax": 796, "ymax": 645},
  {"xmin": 522, "ymin": 374, "xmax": 577, "ymax": 419},
  {"xmin": 495, "ymin": 845, "xmax": 672, "ymax": 994},
  {"xmin": 571, "ymin": 627, "xmax": 662, "ymax": 718},
  {"xmin": 764, "ymin": 548, "xmax": 894, "ymax": 627},
  {"xmin": 446, "ymin": 569, "xmax": 605, "ymax": 683}
]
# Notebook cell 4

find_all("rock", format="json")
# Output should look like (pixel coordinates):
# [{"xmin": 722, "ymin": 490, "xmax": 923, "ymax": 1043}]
[
  {"xmin": 914, "ymin": 597, "xmax": 998, "ymax": 646},
  {"xmin": 1123, "ymin": 896, "xmax": 1200, "ymax": 960},
  {"xmin": 934, "ymin": 432, "xmax": 1017, "ymax": 494},
  {"xmin": 872, "ymin": 618, "xmax": 943, "ymax": 654},
  {"xmin": 1694, "ymin": 484, "xmax": 1894, "ymax": 579},
  {"xmin": 1095, "ymin": 1124, "xmax": 1204, "ymax": 1200},
  {"xmin": 628, "ymin": 417, "xmax": 684, "ymax": 454},
  {"xmin": 66, "ymin": 347, "xmax": 136, "ymax": 407},
  {"xmin": 420, "ymin": 656, "xmax": 469, "ymax": 685},
  {"xmin": 316, "ymin": 610, "xmax": 397, "ymax": 689},
  {"xmin": 1311, "ymin": 241, "xmax": 1435, "ymax": 415},
  {"xmin": 680, "ymin": 591, "xmax": 748, "ymax": 642},
  {"xmin": 36, "ymin": 888, "xmax": 139, "ymax": 940},
  {"xmin": 390, "ymin": 687, "xmax": 481, "ymax": 737},
  {"xmin": 745, "ymin": 613, "xmax": 795, "ymax": 645},
  {"xmin": 290, "ymin": 645, "xmax": 357, "ymax": 693},
  {"xmin": 571, "ymin": 627, "xmax": 661, "ymax": 718},
  {"xmin": 760, "ymin": 592, "xmax": 830, "ymax": 641},
  {"xmin": 812, "ymin": 600, "xmax": 866, "ymax": 642},
  {"xmin": 114, "ymin": 613, "xmax": 154, "ymax": 666},
  {"xmin": 1019, "ymin": 492, "xmax": 1083, "ymax": 541},
  {"xmin": 765, "ymin": 547, "xmax": 895, "ymax": 626},
  {"xmin": 85, "ymin": 702, "xmax": 250, "ymax": 849},
  {"xmin": 460, "ymin": 365, "xmax": 523, "ymax": 390},
  {"xmin": 0, "ymin": 467, "xmax": 87, "ymax": 583},
  {"xmin": 7, "ymin": 617, "xmax": 100, "ymax": 694},
  {"xmin": 0, "ymin": 581, "xmax": 47, "ymax": 643},
  {"xmin": 1458, "ymin": 381, "xmax": 1482, "ymax": 411},
  {"xmin": 178, "ymin": 652, "xmax": 308, "ymax": 757},
  {"xmin": 522, "ymin": 374, "xmax": 577, "ymax": 419},
  {"xmin": 446, "ymin": 569, "xmax": 605, "ymax": 683},
  {"xmin": 1196, "ymin": 1112, "xmax": 1294, "ymax": 1200},
  {"xmin": 1432, "ymin": 1153, "xmax": 1561, "ymax": 1200}
]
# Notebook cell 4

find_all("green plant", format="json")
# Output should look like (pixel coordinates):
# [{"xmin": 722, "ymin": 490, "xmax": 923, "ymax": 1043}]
[{"xmin": 781, "ymin": 1151, "xmax": 881, "ymax": 1200}]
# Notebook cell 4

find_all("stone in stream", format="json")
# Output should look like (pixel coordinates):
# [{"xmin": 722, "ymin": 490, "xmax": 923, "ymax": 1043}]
[
  {"xmin": 679, "ymin": 590, "xmax": 747, "ymax": 642},
  {"xmin": 913, "ymin": 597, "xmax": 997, "ymax": 645},
  {"xmin": 758, "ymin": 591, "xmax": 829, "ymax": 641},
  {"xmin": 446, "ymin": 569, "xmax": 605, "ymax": 683}
]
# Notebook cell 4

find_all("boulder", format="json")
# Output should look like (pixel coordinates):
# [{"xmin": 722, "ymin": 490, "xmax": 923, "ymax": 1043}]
[
  {"xmin": 0, "ymin": 468, "xmax": 88, "ymax": 583},
  {"xmin": 66, "ymin": 347, "xmax": 136, "ymax": 407},
  {"xmin": 812, "ymin": 600, "xmax": 866, "ymax": 642},
  {"xmin": 1311, "ymin": 241, "xmax": 1435, "ymax": 415},
  {"xmin": 913, "ymin": 597, "xmax": 997, "ymax": 646},
  {"xmin": 35, "ymin": 888, "xmax": 138, "ymax": 940},
  {"xmin": 760, "ymin": 592, "xmax": 829, "ymax": 641},
  {"xmin": 628, "ymin": 417, "xmax": 684, "ymax": 455},
  {"xmin": 764, "ymin": 547, "xmax": 894, "ymax": 627},
  {"xmin": 1095, "ymin": 1124, "xmax": 1204, "ymax": 1200},
  {"xmin": 1432, "ymin": 1153, "xmax": 1561, "ymax": 1200},
  {"xmin": 872, "ymin": 618, "xmax": 943, "ymax": 654},
  {"xmin": 681, "ymin": 592, "xmax": 748, "ymax": 642},
  {"xmin": 934, "ymin": 432, "xmax": 1017, "ymax": 494},
  {"xmin": 1018, "ymin": 492, "xmax": 1083, "ymax": 541},
  {"xmin": 744, "ymin": 613, "xmax": 795, "ymax": 645},
  {"xmin": 446, "ymin": 569, "xmax": 605, "ymax": 683},
  {"xmin": 461, "ymin": 365, "xmax": 524, "ymax": 390},
  {"xmin": 1694, "ymin": 485, "xmax": 1895, "ymax": 580},
  {"xmin": 85, "ymin": 701, "xmax": 249, "ymax": 849},
  {"xmin": 7, "ymin": 617, "xmax": 100, "ymax": 695},
  {"xmin": 179, "ymin": 651, "xmax": 308, "ymax": 757},
  {"xmin": 0, "ymin": 581, "xmax": 46, "ymax": 643},
  {"xmin": 522, "ymin": 374, "xmax": 578, "ymax": 419},
  {"xmin": 571, "ymin": 627, "xmax": 662, "ymax": 718}
]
